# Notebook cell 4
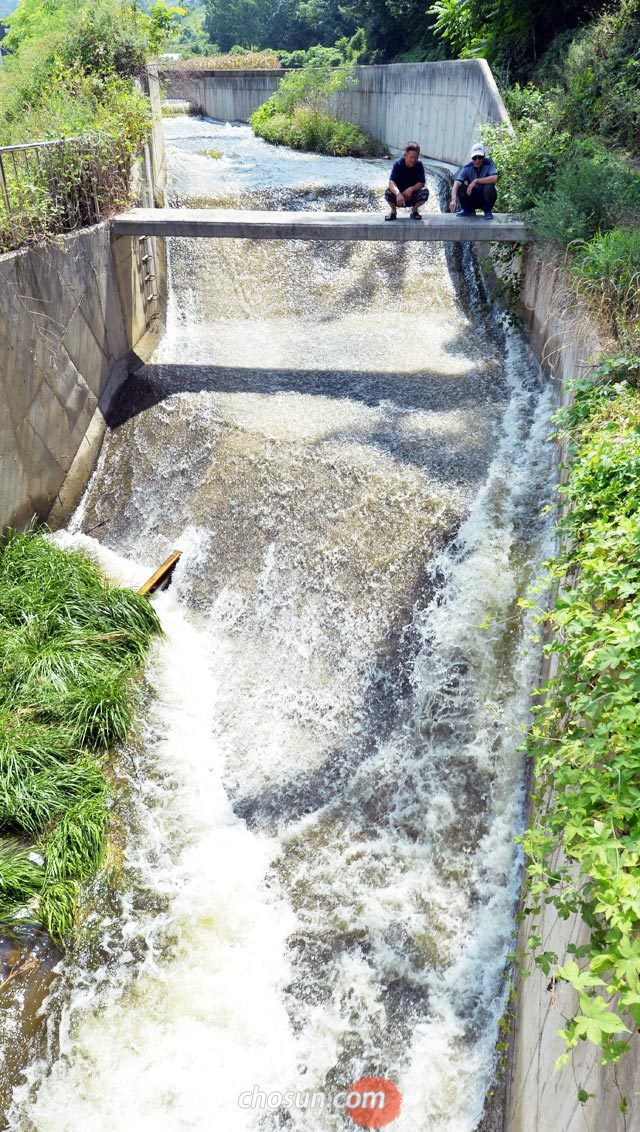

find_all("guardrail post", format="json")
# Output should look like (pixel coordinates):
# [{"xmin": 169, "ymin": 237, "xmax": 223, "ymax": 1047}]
[{"xmin": 0, "ymin": 153, "xmax": 11, "ymax": 216}]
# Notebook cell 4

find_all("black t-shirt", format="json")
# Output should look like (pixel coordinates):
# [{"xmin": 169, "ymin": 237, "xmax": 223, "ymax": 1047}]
[{"xmin": 389, "ymin": 157, "xmax": 426, "ymax": 192}]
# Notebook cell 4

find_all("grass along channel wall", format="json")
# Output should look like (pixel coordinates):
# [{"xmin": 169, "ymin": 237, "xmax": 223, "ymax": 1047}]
[{"xmin": 0, "ymin": 529, "xmax": 161, "ymax": 945}]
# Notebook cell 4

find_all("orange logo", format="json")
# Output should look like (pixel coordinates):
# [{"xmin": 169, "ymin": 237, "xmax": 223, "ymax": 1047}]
[{"xmin": 345, "ymin": 1077, "xmax": 402, "ymax": 1128}]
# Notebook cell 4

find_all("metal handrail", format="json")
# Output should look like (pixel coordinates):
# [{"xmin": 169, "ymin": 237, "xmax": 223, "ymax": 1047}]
[
  {"xmin": 0, "ymin": 135, "xmax": 96, "ymax": 221},
  {"xmin": 0, "ymin": 134, "xmax": 112, "ymax": 247},
  {"xmin": 0, "ymin": 131, "xmax": 155, "ymax": 254},
  {"xmin": 0, "ymin": 137, "xmax": 86, "ymax": 154}
]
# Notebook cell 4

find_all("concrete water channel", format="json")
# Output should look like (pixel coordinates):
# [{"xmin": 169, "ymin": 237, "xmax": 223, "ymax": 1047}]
[
  {"xmin": 2, "ymin": 64, "xmax": 633, "ymax": 1131},
  {"xmin": 0, "ymin": 112, "xmax": 557, "ymax": 1132}
]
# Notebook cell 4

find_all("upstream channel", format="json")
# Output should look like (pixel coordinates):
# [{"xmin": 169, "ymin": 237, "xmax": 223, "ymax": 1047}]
[{"xmin": 7, "ymin": 117, "xmax": 555, "ymax": 1131}]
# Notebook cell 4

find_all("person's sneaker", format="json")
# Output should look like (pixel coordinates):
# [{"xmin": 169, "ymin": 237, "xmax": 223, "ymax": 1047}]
[
  {"xmin": 483, "ymin": 210, "xmax": 494, "ymax": 219},
  {"xmin": 410, "ymin": 211, "xmax": 423, "ymax": 220},
  {"xmin": 458, "ymin": 209, "xmax": 475, "ymax": 217},
  {"xmin": 385, "ymin": 212, "xmax": 397, "ymax": 221}
]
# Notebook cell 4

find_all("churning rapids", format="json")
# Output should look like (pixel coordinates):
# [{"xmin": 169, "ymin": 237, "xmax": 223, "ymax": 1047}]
[{"xmin": 5, "ymin": 118, "xmax": 555, "ymax": 1132}]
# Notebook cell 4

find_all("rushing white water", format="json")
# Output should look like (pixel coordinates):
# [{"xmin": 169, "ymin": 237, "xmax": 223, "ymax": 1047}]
[{"xmin": 7, "ymin": 120, "xmax": 555, "ymax": 1132}]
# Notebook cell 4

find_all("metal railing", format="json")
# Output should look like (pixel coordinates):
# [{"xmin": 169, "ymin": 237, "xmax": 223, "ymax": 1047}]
[
  {"xmin": 0, "ymin": 134, "xmax": 133, "ymax": 254},
  {"xmin": 0, "ymin": 137, "xmax": 90, "ymax": 217}
]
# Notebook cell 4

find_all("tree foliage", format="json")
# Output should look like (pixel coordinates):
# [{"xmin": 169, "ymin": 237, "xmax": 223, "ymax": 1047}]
[{"xmin": 426, "ymin": 0, "xmax": 611, "ymax": 77}]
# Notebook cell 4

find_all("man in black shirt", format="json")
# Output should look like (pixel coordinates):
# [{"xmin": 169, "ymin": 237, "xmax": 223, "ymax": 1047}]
[{"xmin": 384, "ymin": 142, "xmax": 430, "ymax": 221}]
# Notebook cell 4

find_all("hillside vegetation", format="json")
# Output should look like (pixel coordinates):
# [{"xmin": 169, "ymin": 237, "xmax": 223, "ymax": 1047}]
[{"xmin": 0, "ymin": 0, "xmax": 182, "ymax": 250}]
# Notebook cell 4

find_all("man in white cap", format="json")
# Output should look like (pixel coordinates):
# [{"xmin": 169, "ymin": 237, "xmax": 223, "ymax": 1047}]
[{"xmin": 449, "ymin": 143, "xmax": 498, "ymax": 218}]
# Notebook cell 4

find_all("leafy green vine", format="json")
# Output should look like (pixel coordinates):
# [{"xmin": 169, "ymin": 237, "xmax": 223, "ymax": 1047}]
[{"xmin": 522, "ymin": 354, "xmax": 640, "ymax": 1068}]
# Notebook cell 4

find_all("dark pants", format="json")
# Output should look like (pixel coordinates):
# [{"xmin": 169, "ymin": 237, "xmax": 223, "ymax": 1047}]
[
  {"xmin": 458, "ymin": 184, "xmax": 497, "ymax": 213},
  {"xmin": 384, "ymin": 186, "xmax": 430, "ymax": 210}
]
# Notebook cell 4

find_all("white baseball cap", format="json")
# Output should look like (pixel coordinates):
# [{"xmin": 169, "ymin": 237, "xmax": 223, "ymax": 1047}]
[{"xmin": 470, "ymin": 143, "xmax": 486, "ymax": 157}]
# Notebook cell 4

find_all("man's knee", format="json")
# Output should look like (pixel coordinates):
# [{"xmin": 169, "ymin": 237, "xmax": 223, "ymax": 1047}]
[{"xmin": 482, "ymin": 184, "xmax": 497, "ymax": 206}]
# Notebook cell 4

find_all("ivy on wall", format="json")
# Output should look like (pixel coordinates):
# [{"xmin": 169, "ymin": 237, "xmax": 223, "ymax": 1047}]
[{"xmin": 522, "ymin": 355, "xmax": 640, "ymax": 1070}]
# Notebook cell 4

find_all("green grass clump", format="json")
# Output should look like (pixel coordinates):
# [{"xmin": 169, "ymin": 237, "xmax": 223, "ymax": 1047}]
[
  {"xmin": 0, "ymin": 529, "xmax": 161, "ymax": 945},
  {"xmin": 572, "ymin": 228, "xmax": 640, "ymax": 347},
  {"xmin": 250, "ymin": 56, "xmax": 383, "ymax": 158},
  {"xmin": 0, "ymin": 842, "xmax": 44, "ymax": 921},
  {"xmin": 253, "ymin": 105, "xmax": 382, "ymax": 157}
]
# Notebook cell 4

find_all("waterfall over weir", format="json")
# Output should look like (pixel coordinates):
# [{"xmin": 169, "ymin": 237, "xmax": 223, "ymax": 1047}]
[{"xmin": 7, "ymin": 119, "xmax": 554, "ymax": 1132}]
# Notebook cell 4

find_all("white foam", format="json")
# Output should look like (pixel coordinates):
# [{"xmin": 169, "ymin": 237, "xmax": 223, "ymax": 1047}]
[{"xmin": 11, "ymin": 538, "xmax": 297, "ymax": 1132}]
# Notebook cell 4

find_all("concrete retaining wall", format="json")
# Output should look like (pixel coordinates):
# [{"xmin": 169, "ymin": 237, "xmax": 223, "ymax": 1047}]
[
  {"xmin": 0, "ymin": 224, "xmax": 166, "ymax": 531},
  {"xmin": 159, "ymin": 60, "xmax": 510, "ymax": 166},
  {"xmin": 336, "ymin": 60, "xmax": 509, "ymax": 166},
  {"xmin": 145, "ymin": 62, "xmax": 168, "ymax": 204},
  {"xmin": 157, "ymin": 66, "xmax": 206, "ymax": 106},
  {"xmin": 198, "ymin": 68, "xmax": 283, "ymax": 124}
]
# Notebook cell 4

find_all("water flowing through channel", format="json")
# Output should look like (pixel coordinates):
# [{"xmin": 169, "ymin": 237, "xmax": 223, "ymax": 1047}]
[{"xmin": 6, "ymin": 119, "xmax": 555, "ymax": 1132}]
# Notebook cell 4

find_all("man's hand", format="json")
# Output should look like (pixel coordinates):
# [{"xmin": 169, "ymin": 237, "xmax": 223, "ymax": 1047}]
[
  {"xmin": 396, "ymin": 191, "xmax": 405, "ymax": 206},
  {"xmin": 467, "ymin": 181, "xmax": 477, "ymax": 195},
  {"xmin": 449, "ymin": 199, "xmax": 457, "ymax": 212}
]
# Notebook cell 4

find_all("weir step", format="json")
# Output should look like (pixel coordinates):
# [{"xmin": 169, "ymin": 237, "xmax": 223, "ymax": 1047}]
[{"xmin": 111, "ymin": 208, "xmax": 529, "ymax": 243}]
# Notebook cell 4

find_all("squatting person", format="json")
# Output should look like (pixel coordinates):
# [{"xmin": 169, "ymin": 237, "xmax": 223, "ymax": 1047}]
[
  {"xmin": 449, "ymin": 143, "xmax": 498, "ymax": 218},
  {"xmin": 384, "ymin": 142, "xmax": 430, "ymax": 221}
]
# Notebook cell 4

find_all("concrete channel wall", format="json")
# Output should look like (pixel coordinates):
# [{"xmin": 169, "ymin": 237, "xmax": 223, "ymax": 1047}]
[
  {"xmin": 159, "ymin": 59, "xmax": 509, "ymax": 166},
  {"xmin": 0, "ymin": 61, "xmax": 167, "ymax": 533},
  {"xmin": 335, "ymin": 60, "xmax": 509, "ymax": 165},
  {"xmin": 0, "ymin": 224, "xmax": 165, "ymax": 531},
  {"xmin": 501, "ymin": 248, "xmax": 640, "ymax": 1132}
]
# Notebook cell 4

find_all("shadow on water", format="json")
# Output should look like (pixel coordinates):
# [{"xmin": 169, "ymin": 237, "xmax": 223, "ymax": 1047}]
[{"xmin": 108, "ymin": 362, "xmax": 506, "ymax": 428}]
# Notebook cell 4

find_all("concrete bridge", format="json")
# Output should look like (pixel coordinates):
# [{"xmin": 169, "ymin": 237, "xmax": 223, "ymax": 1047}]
[{"xmin": 112, "ymin": 207, "xmax": 528, "ymax": 243}]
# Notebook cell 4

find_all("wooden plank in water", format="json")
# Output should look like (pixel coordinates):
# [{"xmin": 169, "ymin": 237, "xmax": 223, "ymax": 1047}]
[{"xmin": 138, "ymin": 551, "xmax": 182, "ymax": 596}]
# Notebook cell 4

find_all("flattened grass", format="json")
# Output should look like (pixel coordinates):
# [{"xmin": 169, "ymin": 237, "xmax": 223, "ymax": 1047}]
[{"xmin": 0, "ymin": 529, "xmax": 161, "ymax": 945}]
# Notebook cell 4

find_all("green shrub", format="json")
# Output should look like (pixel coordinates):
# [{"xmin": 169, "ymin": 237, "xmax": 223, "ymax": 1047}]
[
  {"xmin": 0, "ymin": 0, "xmax": 168, "ymax": 251},
  {"xmin": 533, "ymin": 153, "xmax": 640, "ymax": 244},
  {"xmin": 537, "ymin": 0, "xmax": 640, "ymax": 152},
  {"xmin": 481, "ymin": 117, "xmax": 573, "ymax": 213},
  {"xmin": 573, "ymin": 228, "xmax": 640, "ymax": 344},
  {"xmin": 275, "ymin": 43, "xmax": 345, "ymax": 69},
  {"xmin": 58, "ymin": 1, "xmax": 150, "ymax": 80},
  {"xmin": 250, "ymin": 55, "xmax": 382, "ymax": 156}
]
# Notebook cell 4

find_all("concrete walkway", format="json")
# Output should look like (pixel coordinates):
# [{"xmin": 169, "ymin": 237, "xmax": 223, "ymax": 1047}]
[{"xmin": 112, "ymin": 208, "xmax": 528, "ymax": 243}]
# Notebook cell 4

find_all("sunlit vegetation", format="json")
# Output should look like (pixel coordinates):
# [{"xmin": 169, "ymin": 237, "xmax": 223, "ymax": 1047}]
[
  {"xmin": 481, "ymin": 0, "xmax": 639, "ymax": 346},
  {"xmin": 0, "ymin": 0, "xmax": 182, "ymax": 250},
  {"xmin": 158, "ymin": 48, "xmax": 282, "ymax": 67},
  {"xmin": 250, "ymin": 41, "xmax": 383, "ymax": 156},
  {"xmin": 0, "ymin": 531, "xmax": 161, "ymax": 945},
  {"xmin": 522, "ymin": 357, "xmax": 640, "ymax": 1067}
]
